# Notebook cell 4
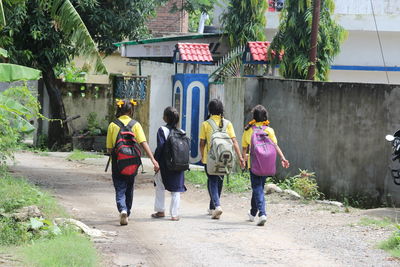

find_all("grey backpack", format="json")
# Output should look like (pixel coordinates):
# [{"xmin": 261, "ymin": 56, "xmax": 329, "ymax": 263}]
[{"xmin": 206, "ymin": 118, "xmax": 235, "ymax": 175}]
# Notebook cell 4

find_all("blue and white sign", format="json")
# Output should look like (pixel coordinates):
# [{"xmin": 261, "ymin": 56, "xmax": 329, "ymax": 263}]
[{"xmin": 173, "ymin": 74, "xmax": 209, "ymax": 164}]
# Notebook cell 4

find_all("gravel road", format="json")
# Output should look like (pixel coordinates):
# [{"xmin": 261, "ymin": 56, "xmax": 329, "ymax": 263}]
[{"xmin": 8, "ymin": 152, "xmax": 400, "ymax": 267}]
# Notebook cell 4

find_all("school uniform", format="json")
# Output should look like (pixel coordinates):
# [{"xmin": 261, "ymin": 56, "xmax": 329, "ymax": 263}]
[
  {"xmin": 106, "ymin": 115, "xmax": 146, "ymax": 217},
  {"xmin": 199, "ymin": 115, "xmax": 236, "ymax": 210},
  {"xmin": 242, "ymin": 123, "xmax": 277, "ymax": 217},
  {"xmin": 153, "ymin": 126, "xmax": 187, "ymax": 217}
]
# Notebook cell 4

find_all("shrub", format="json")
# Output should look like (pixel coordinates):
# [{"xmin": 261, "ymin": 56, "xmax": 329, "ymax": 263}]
[{"xmin": 275, "ymin": 169, "xmax": 322, "ymax": 200}]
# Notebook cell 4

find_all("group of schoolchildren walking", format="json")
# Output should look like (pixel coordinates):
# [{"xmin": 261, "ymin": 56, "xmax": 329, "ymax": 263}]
[{"xmin": 106, "ymin": 98, "xmax": 289, "ymax": 227}]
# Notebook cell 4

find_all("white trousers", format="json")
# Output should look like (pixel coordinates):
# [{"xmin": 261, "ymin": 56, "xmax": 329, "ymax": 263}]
[{"xmin": 154, "ymin": 172, "xmax": 180, "ymax": 217}]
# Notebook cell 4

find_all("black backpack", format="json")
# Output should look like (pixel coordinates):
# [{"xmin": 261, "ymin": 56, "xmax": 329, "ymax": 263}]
[
  {"xmin": 112, "ymin": 119, "xmax": 142, "ymax": 176},
  {"xmin": 162, "ymin": 126, "xmax": 190, "ymax": 171}
]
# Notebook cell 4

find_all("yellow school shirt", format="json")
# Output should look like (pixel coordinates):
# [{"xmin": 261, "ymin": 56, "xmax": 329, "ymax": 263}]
[
  {"xmin": 106, "ymin": 115, "xmax": 147, "ymax": 149},
  {"xmin": 199, "ymin": 115, "xmax": 236, "ymax": 164},
  {"xmin": 242, "ymin": 123, "xmax": 277, "ymax": 167}
]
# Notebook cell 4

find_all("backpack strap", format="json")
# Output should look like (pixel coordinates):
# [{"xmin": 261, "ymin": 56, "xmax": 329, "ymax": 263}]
[
  {"xmin": 207, "ymin": 118, "xmax": 228, "ymax": 133},
  {"xmin": 114, "ymin": 119, "xmax": 137, "ymax": 131}
]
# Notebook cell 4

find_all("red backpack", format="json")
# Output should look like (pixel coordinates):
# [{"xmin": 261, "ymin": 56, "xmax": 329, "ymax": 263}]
[{"xmin": 112, "ymin": 119, "xmax": 142, "ymax": 176}]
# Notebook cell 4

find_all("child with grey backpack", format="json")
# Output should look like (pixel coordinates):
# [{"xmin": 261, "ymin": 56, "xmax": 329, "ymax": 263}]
[{"xmin": 199, "ymin": 99, "xmax": 245, "ymax": 219}]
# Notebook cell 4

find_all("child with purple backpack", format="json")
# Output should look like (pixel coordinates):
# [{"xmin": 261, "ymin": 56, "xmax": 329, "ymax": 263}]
[{"xmin": 242, "ymin": 105, "xmax": 289, "ymax": 226}]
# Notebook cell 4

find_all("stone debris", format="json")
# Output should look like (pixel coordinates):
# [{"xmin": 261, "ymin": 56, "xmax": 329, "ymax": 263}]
[
  {"xmin": 265, "ymin": 183, "xmax": 283, "ymax": 194},
  {"xmin": 11, "ymin": 205, "xmax": 43, "ymax": 221},
  {"xmin": 316, "ymin": 200, "xmax": 344, "ymax": 207},
  {"xmin": 283, "ymin": 189, "xmax": 302, "ymax": 200},
  {"xmin": 55, "ymin": 218, "xmax": 117, "ymax": 239}
]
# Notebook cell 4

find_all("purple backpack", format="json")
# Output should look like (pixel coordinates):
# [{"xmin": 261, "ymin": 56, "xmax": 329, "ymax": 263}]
[{"xmin": 250, "ymin": 126, "xmax": 277, "ymax": 176}]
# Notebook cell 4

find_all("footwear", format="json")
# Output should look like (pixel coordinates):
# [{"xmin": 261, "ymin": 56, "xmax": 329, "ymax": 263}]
[
  {"xmin": 211, "ymin": 206, "xmax": 223, "ymax": 219},
  {"xmin": 248, "ymin": 210, "xmax": 255, "ymax": 222},
  {"xmin": 151, "ymin": 212, "xmax": 165, "ymax": 218},
  {"xmin": 257, "ymin": 215, "xmax": 267, "ymax": 226},
  {"xmin": 207, "ymin": 209, "xmax": 214, "ymax": 216},
  {"xmin": 171, "ymin": 216, "xmax": 180, "ymax": 221},
  {"xmin": 120, "ymin": 210, "xmax": 128, "ymax": 225}
]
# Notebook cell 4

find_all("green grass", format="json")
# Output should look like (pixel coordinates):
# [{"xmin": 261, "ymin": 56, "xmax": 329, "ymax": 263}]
[
  {"xmin": 185, "ymin": 170, "xmax": 251, "ymax": 193},
  {"xmin": 358, "ymin": 217, "xmax": 396, "ymax": 229},
  {"xmin": 0, "ymin": 168, "xmax": 100, "ymax": 265},
  {"xmin": 20, "ymin": 231, "xmax": 99, "ymax": 267},
  {"xmin": 378, "ymin": 225, "xmax": 400, "ymax": 258},
  {"xmin": 66, "ymin": 150, "xmax": 102, "ymax": 161},
  {"xmin": 0, "ymin": 169, "xmax": 65, "ymax": 218}
]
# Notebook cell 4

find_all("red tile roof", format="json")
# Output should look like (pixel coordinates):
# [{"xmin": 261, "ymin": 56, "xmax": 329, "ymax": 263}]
[
  {"xmin": 177, "ymin": 43, "xmax": 213, "ymax": 62},
  {"xmin": 248, "ymin": 41, "xmax": 271, "ymax": 62},
  {"xmin": 247, "ymin": 41, "xmax": 284, "ymax": 62}
]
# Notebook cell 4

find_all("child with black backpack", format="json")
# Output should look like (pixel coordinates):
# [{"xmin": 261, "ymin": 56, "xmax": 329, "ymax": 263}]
[
  {"xmin": 242, "ymin": 105, "xmax": 289, "ymax": 226},
  {"xmin": 106, "ymin": 99, "xmax": 159, "ymax": 226},
  {"xmin": 199, "ymin": 99, "xmax": 245, "ymax": 220},
  {"xmin": 151, "ymin": 107, "xmax": 189, "ymax": 221}
]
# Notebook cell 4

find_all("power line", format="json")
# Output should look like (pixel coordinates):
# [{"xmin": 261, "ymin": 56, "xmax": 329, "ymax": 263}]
[{"xmin": 370, "ymin": 0, "xmax": 390, "ymax": 84}]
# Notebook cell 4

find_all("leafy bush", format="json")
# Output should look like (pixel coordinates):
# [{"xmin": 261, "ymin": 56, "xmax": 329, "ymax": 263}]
[
  {"xmin": 274, "ymin": 169, "xmax": 322, "ymax": 200},
  {"xmin": 55, "ymin": 62, "xmax": 87, "ymax": 83},
  {"xmin": 0, "ymin": 85, "xmax": 42, "ymax": 164}
]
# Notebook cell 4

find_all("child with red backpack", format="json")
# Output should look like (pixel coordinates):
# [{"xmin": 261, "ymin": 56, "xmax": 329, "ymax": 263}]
[
  {"xmin": 106, "ymin": 99, "xmax": 159, "ymax": 225},
  {"xmin": 242, "ymin": 105, "xmax": 289, "ymax": 226}
]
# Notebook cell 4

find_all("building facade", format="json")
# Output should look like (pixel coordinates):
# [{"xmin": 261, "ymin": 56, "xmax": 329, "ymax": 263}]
[{"xmin": 214, "ymin": 0, "xmax": 400, "ymax": 84}]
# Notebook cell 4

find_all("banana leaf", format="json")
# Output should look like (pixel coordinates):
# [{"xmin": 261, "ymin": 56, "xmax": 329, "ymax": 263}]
[{"xmin": 0, "ymin": 63, "xmax": 41, "ymax": 82}]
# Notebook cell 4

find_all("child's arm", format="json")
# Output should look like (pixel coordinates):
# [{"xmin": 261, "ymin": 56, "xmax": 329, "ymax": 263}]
[
  {"xmin": 200, "ymin": 139, "xmax": 206, "ymax": 162},
  {"xmin": 231, "ymin": 137, "xmax": 245, "ymax": 169},
  {"xmin": 140, "ymin": 141, "xmax": 160, "ymax": 172},
  {"xmin": 275, "ymin": 144, "xmax": 290, "ymax": 168},
  {"xmin": 242, "ymin": 146, "xmax": 249, "ymax": 164}
]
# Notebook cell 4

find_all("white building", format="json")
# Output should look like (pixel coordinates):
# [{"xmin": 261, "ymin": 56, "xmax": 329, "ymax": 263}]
[{"xmin": 214, "ymin": 0, "xmax": 400, "ymax": 84}]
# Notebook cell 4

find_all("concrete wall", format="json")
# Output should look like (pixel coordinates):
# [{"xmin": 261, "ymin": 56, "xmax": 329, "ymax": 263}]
[
  {"xmin": 61, "ymin": 83, "xmax": 113, "ymax": 134},
  {"xmin": 226, "ymin": 76, "xmax": 400, "ymax": 206}
]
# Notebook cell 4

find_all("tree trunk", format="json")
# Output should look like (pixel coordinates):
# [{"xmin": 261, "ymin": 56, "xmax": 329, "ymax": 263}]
[
  {"xmin": 42, "ymin": 68, "xmax": 68, "ymax": 149},
  {"xmin": 307, "ymin": 0, "xmax": 321, "ymax": 80}
]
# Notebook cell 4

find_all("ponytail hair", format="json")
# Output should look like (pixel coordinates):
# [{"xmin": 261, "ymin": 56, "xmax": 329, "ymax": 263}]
[
  {"xmin": 115, "ymin": 99, "xmax": 136, "ymax": 118},
  {"xmin": 208, "ymin": 98, "xmax": 225, "ymax": 128},
  {"xmin": 163, "ymin": 106, "xmax": 179, "ymax": 128},
  {"xmin": 245, "ymin": 105, "xmax": 269, "ymax": 130}
]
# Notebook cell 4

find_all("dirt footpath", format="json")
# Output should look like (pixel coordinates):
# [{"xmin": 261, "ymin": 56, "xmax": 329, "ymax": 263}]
[{"xmin": 9, "ymin": 152, "xmax": 400, "ymax": 267}]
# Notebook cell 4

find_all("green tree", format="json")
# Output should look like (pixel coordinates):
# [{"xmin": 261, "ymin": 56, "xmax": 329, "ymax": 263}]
[
  {"xmin": 270, "ymin": 0, "xmax": 347, "ymax": 81},
  {"xmin": 75, "ymin": 0, "xmax": 168, "ymax": 55},
  {"xmin": 0, "ymin": 0, "xmax": 107, "ymax": 147},
  {"xmin": 221, "ymin": 0, "xmax": 267, "ymax": 47}
]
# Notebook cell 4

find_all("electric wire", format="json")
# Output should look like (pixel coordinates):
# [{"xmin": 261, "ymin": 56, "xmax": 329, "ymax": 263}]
[{"xmin": 370, "ymin": 0, "xmax": 390, "ymax": 84}]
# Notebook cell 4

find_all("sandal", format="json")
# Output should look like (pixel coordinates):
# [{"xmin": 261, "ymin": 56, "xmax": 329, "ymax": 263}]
[
  {"xmin": 151, "ymin": 212, "xmax": 165, "ymax": 218},
  {"xmin": 171, "ymin": 217, "xmax": 180, "ymax": 221}
]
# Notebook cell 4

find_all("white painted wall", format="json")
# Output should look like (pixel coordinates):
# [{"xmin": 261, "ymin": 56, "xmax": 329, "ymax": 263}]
[{"xmin": 141, "ymin": 61, "xmax": 183, "ymax": 151}]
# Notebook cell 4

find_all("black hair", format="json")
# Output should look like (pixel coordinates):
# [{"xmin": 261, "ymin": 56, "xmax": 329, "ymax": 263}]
[
  {"xmin": 253, "ymin": 105, "xmax": 268, "ymax": 122},
  {"xmin": 115, "ymin": 99, "xmax": 135, "ymax": 118},
  {"xmin": 245, "ymin": 105, "xmax": 269, "ymax": 130},
  {"xmin": 208, "ymin": 98, "xmax": 224, "ymax": 128},
  {"xmin": 163, "ymin": 106, "xmax": 179, "ymax": 128}
]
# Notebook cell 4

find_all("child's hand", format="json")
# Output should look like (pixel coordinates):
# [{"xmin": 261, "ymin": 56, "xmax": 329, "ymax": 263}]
[
  {"xmin": 281, "ymin": 158, "xmax": 290, "ymax": 168},
  {"xmin": 153, "ymin": 160, "xmax": 160, "ymax": 173},
  {"xmin": 239, "ymin": 158, "xmax": 246, "ymax": 169}
]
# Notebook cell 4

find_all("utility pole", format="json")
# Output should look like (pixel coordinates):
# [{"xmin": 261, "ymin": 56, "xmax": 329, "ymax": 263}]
[{"xmin": 307, "ymin": 0, "xmax": 321, "ymax": 80}]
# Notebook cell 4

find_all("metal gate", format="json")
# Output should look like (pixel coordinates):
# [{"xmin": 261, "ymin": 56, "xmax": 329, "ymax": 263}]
[{"xmin": 113, "ymin": 76, "xmax": 149, "ymax": 100}]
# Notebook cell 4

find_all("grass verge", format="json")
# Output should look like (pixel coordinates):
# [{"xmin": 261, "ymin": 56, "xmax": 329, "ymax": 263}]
[
  {"xmin": 20, "ymin": 230, "xmax": 99, "ymax": 267},
  {"xmin": 358, "ymin": 217, "xmax": 396, "ymax": 229},
  {"xmin": 66, "ymin": 150, "xmax": 103, "ymax": 161},
  {"xmin": 0, "ymin": 168, "xmax": 100, "ymax": 265},
  {"xmin": 185, "ymin": 170, "xmax": 251, "ymax": 193},
  {"xmin": 378, "ymin": 225, "xmax": 400, "ymax": 258}
]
